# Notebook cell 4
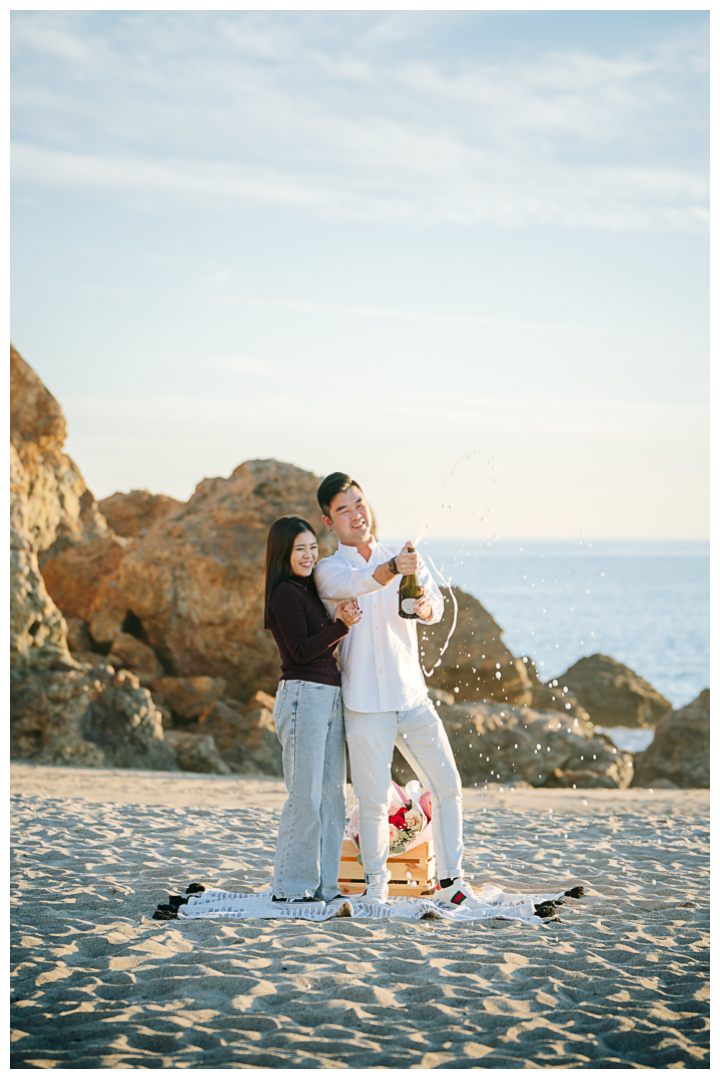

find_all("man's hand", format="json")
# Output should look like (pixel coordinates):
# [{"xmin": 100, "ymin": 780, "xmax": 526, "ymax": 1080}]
[
  {"xmin": 414, "ymin": 586, "xmax": 434, "ymax": 622},
  {"xmin": 394, "ymin": 541, "xmax": 419, "ymax": 576},
  {"xmin": 373, "ymin": 540, "xmax": 419, "ymax": 585}
]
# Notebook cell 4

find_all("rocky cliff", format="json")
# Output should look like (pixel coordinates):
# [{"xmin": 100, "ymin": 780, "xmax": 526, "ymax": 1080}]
[
  {"xmin": 10, "ymin": 345, "xmax": 175, "ymax": 770},
  {"xmin": 11, "ymin": 344, "xmax": 684, "ymax": 783},
  {"xmin": 41, "ymin": 458, "xmax": 338, "ymax": 701}
]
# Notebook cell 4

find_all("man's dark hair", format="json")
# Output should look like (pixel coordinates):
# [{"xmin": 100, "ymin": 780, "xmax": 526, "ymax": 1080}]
[{"xmin": 317, "ymin": 472, "xmax": 362, "ymax": 515}]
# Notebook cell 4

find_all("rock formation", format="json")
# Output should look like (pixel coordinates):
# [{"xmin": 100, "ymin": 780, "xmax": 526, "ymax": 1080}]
[
  {"xmin": 41, "ymin": 458, "xmax": 338, "ymax": 701},
  {"xmin": 150, "ymin": 677, "xmax": 227, "ymax": 722},
  {"xmin": 11, "ymin": 664, "xmax": 177, "ymax": 770},
  {"xmin": 10, "ymin": 344, "xmax": 175, "ymax": 771},
  {"xmin": 188, "ymin": 691, "xmax": 283, "ymax": 776},
  {"xmin": 631, "ymin": 689, "xmax": 709, "ymax": 789},
  {"xmin": 554, "ymin": 654, "xmax": 672, "ymax": 728},
  {"xmin": 393, "ymin": 700, "xmax": 633, "ymax": 790},
  {"xmin": 98, "ymin": 490, "xmax": 184, "ymax": 538},
  {"xmin": 163, "ymin": 731, "xmax": 232, "ymax": 775},
  {"xmin": 423, "ymin": 587, "xmax": 533, "ymax": 705}
]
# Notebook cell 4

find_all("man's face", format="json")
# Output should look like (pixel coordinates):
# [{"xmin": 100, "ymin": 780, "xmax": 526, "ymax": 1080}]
[{"xmin": 323, "ymin": 486, "xmax": 373, "ymax": 547}]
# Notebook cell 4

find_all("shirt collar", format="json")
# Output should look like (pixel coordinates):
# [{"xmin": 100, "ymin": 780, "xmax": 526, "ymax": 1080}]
[{"xmin": 338, "ymin": 536, "xmax": 377, "ymax": 563}]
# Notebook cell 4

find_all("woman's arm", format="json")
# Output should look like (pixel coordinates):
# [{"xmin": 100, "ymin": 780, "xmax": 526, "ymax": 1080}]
[{"xmin": 270, "ymin": 583, "xmax": 349, "ymax": 665}]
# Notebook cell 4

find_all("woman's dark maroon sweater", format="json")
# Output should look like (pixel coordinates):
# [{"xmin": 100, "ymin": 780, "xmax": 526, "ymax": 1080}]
[{"xmin": 267, "ymin": 576, "xmax": 348, "ymax": 687}]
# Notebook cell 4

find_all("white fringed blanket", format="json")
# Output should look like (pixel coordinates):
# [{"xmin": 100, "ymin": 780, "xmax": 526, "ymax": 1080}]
[{"xmin": 177, "ymin": 884, "xmax": 569, "ymax": 925}]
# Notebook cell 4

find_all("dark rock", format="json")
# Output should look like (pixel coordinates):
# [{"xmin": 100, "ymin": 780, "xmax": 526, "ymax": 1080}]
[
  {"xmin": 150, "ymin": 676, "xmax": 227, "ymax": 720},
  {"xmin": 555, "ymin": 654, "xmax": 671, "ymax": 728},
  {"xmin": 631, "ymin": 689, "xmax": 709, "ymax": 789},
  {"xmin": 528, "ymin": 679, "xmax": 591, "ymax": 723},
  {"xmin": 163, "ymin": 730, "xmax": 232, "ymax": 775},
  {"xmin": 192, "ymin": 694, "xmax": 282, "ymax": 776},
  {"xmin": 393, "ymin": 700, "xmax": 633, "ymax": 789},
  {"xmin": 107, "ymin": 632, "xmax": 164, "ymax": 687},
  {"xmin": 10, "ymin": 664, "xmax": 177, "ymax": 770},
  {"xmin": 423, "ymin": 586, "xmax": 533, "ymax": 705}
]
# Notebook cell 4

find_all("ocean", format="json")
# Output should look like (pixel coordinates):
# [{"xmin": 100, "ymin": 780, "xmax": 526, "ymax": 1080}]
[{"xmin": 396, "ymin": 539, "xmax": 710, "ymax": 719}]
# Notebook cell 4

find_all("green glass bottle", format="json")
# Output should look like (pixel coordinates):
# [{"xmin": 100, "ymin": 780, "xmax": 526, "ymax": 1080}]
[{"xmin": 398, "ymin": 546, "xmax": 422, "ymax": 619}]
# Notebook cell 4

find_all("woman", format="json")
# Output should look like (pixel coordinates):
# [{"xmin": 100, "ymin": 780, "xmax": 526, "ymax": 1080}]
[{"xmin": 264, "ymin": 515, "xmax": 361, "ymax": 903}]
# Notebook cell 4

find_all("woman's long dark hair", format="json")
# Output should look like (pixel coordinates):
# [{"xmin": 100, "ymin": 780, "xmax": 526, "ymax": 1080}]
[{"xmin": 263, "ymin": 516, "xmax": 318, "ymax": 629}]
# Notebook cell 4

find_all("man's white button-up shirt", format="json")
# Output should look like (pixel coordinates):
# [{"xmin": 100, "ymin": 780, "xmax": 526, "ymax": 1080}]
[{"xmin": 314, "ymin": 537, "xmax": 444, "ymax": 714}]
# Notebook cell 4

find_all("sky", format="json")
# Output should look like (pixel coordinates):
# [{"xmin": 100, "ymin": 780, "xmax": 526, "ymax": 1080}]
[{"xmin": 10, "ymin": 9, "xmax": 709, "ymax": 540}]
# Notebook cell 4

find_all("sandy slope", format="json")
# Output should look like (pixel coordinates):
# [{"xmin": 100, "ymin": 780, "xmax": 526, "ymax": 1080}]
[{"xmin": 11, "ymin": 766, "xmax": 709, "ymax": 1069}]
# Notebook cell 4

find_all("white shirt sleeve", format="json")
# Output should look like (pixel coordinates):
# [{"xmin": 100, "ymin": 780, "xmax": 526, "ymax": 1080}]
[
  {"xmin": 314, "ymin": 555, "xmax": 387, "ymax": 602},
  {"xmin": 417, "ymin": 556, "xmax": 444, "ymax": 625}
]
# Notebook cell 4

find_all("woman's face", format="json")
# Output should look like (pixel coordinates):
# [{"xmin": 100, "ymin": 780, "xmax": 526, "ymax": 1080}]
[{"xmin": 289, "ymin": 531, "xmax": 318, "ymax": 577}]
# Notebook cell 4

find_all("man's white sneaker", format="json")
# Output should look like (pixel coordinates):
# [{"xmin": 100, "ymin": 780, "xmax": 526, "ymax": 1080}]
[
  {"xmin": 435, "ymin": 879, "xmax": 483, "ymax": 909},
  {"xmin": 360, "ymin": 879, "xmax": 389, "ymax": 905}
]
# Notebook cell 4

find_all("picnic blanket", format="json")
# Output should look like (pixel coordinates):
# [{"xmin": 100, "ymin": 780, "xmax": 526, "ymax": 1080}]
[{"xmin": 157, "ymin": 882, "xmax": 583, "ymax": 925}]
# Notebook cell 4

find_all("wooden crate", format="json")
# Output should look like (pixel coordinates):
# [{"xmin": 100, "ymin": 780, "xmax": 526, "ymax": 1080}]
[{"xmin": 338, "ymin": 838, "xmax": 436, "ymax": 898}]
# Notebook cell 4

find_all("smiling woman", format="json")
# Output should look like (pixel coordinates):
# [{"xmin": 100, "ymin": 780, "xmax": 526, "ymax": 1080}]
[{"xmin": 262, "ymin": 514, "xmax": 360, "ymax": 904}]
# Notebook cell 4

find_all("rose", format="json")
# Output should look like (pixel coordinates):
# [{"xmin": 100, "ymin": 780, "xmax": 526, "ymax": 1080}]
[
  {"xmin": 388, "ymin": 804, "xmax": 410, "ymax": 829},
  {"xmin": 404, "ymin": 807, "xmax": 423, "ymax": 832},
  {"xmin": 388, "ymin": 824, "xmax": 400, "ymax": 846}
]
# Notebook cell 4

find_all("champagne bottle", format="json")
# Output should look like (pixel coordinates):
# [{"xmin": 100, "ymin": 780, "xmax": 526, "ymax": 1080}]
[{"xmin": 398, "ymin": 546, "xmax": 422, "ymax": 619}]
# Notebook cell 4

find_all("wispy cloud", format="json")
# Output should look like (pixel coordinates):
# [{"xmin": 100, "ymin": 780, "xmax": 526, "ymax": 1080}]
[{"xmin": 10, "ymin": 11, "xmax": 708, "ymax": 231}]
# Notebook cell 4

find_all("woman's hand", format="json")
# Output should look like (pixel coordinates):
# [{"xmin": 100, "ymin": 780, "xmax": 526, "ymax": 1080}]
[{"xmin": 336, "ymin": 600, "xmax": 362, "ymax": 627}]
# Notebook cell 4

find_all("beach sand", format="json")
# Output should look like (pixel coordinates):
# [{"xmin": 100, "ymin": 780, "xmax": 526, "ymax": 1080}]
[{"xmin": 11, "ymin": 765, "xmax": 709, "ymax": 1069}]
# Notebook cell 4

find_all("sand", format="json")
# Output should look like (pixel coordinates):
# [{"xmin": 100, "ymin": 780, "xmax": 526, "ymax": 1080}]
[{"xmin": 11, "ymin": 765, "xmax": 709, "ymax": 1069}]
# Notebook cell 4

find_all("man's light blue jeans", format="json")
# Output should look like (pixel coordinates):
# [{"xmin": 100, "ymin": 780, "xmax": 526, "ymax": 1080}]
[
  {"xmin": 272, "ymin": 680, "xmax": 346, "ymax": 900},
  {"xmin": 344, "ymin": 698, "xmax": 464, "ymax": 884}
]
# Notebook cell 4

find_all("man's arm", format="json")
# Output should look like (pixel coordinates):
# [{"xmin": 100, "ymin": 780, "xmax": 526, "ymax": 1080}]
[
  {"xmin": 314, "ymin": 543, "xmax": 423, "ymax": 600},
  {"xmin": 314, "ymin": 556, "xmax": 386, "ymax": 602}
]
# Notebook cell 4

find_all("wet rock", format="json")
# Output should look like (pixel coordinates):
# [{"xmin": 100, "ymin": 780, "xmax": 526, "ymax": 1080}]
[
  {"xmin": 529, "ymin": 680, "xmax": 591, "ymax": 723},
  {"xmin": 193, "ymin": 694, "xmax": 282, "ymax": 776},
  {"xmin": 631, "ymin": 689, "xmax": 709, "ymax": 789},
  {"xmin": 10, "ymin": 664, "xmax": 177, "ymax": 770},
  {"xmin": 150, "ymin": 676, "xmax": 227, "ymax": 721},
  {"xmin": 423, "ymin": 587, "xmax": 533, "ymax": 706},
  {"xmin": 107, "ymin": 632, "xmax": 164, "ymax": 687},
  {"xmin": 556, "ymin": 654, "xmax": 671, "ymax": 728},
  {"xmin": 98, "ymin": 489, "xmax": 184, "ymax": 538},
  {"xmin": 394, "ymin": 700, "xmax": 633, "ymax": 789},
  {"xmin": 163, "ymin": 731, "xmax": 232, "ymax": 775}
]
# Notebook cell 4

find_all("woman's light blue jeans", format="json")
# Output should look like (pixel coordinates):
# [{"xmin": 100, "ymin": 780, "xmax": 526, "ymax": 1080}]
[{"xmin": 272, "ymin": 680, "xmax": 346, "ymax": 901}]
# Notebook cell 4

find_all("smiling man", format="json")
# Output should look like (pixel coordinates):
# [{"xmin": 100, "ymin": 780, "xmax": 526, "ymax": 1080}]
[{"xmin": 314, "ymin": 471, "xmax": 484, "ymax": 909}]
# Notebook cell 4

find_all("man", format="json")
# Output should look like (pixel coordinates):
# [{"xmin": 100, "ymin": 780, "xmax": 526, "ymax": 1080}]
[{"xmin": 314, "ymin": 471, "xmax": 483, "ymax": 908}]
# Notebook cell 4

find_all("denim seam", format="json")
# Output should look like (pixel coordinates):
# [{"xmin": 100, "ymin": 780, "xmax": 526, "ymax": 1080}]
[{"xmin": 276, "ymin": 683, "xmax": 300, "ymax": 896}]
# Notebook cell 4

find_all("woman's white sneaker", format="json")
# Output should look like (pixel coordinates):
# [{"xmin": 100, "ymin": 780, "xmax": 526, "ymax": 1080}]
[
  {"xmin": 361, "ymin": 879, "xmax": 389, "ymax": 905},
  {"xmin": 435, "ymin": 879, "xmax": 483, "ymax": 909}
]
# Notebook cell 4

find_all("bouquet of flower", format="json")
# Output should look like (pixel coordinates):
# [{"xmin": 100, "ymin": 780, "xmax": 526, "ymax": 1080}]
[{"xmin": 347, "ymin": 780, "xmax": 432, "ymax": 864}]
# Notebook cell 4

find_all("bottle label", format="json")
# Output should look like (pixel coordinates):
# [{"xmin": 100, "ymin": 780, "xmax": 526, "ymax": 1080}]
[{"xmin": 401, "ymin": 598, "xmax": 417, "ymax": 615}]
